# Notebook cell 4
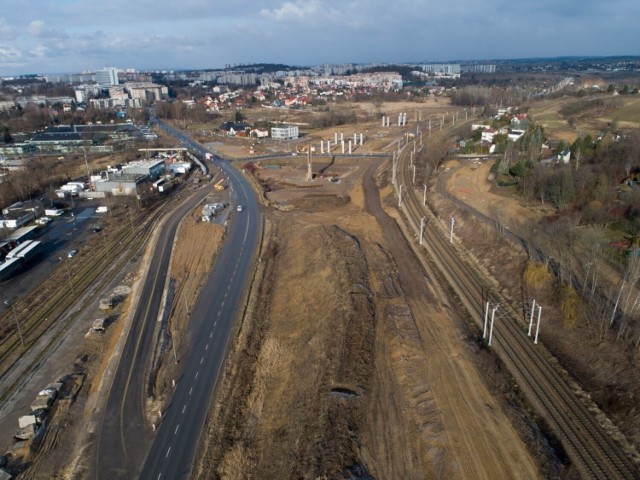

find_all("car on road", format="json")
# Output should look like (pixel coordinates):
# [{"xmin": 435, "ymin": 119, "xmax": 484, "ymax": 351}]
[
  {"xmin": 236, "ymin": 205, "xmax": 243, "ymax": 212},
  {"xmin": 67, "ymin": 249, "xmax": 78, "ymax": 258}
]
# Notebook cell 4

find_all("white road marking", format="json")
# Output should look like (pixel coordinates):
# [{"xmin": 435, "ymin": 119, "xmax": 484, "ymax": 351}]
[
  {"xmin": 175, "ymin": 424, "xmax": 180, "ymax": 435},
  {"xmin": 214, "ymin": 321, "xmax": 217, "ymax": 327},
  {"xmin": 205, "ymin": 344, "xmax": 209, "ymax": 350},
  {"xmin": 166, "ymin": 447, "xmax": 171, "ymax": 458},
  {"xmin": 158, "ymin": 474, "xmax": 162, "ymax": 480},
  {"xmin": 200, "ymin": 357, "xmax": 204, "ymax": 364},
  {"xmin": 189, "ymin": 387, "xmax": 193, "ymax": 395},
  {"xmin": 195, "ymin": 371, "xmax": 199, "ymax": 379},
  {"xmin": 182, "ymin": 404, "xmax": 186, "ymax": 414},
  {"xmin": 210, "ymin": 331, "xmax": 213, "ymax": 338}
]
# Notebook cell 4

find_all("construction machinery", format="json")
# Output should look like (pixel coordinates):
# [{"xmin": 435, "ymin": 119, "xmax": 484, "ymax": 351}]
[{"xmin": 213, "ymin": 178, "xmax": 226, "ymax": 191}]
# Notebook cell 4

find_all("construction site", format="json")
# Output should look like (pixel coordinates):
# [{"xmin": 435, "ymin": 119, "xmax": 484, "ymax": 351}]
[{"xmin": 1, "ymin": 97, "xmax": 640, "ymax": 479}]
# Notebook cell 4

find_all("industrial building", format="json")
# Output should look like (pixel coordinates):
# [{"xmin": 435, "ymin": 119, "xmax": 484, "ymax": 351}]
[
  {"xmin": 122, "ymin": 159, "xmax": 166, "ymax": 180},
  {"xmin": 0, "ymin": 201, "xmax": 43, "ymax": 229},
  {"xmin": 94, "ymin": 172, "xmax": 149, "ymax": 197}
]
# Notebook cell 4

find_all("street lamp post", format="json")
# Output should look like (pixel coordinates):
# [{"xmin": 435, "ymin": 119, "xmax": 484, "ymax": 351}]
[
  {"xmin": 4, "ymin": 300, "xmax": 24, "ymax": 346},
  {"xmin": 59, "ymin": 257, "xmax": 75, "ymax": 294}
]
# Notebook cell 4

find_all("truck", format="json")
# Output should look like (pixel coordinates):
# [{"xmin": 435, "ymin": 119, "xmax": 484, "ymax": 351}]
[
  {"xmin": 7, "ymin": 240, "xmax": 41, "ymax": 263},
  {"xmin": 205, "ymin": 153, "xmax": 213, "ymax": 160},
  {"xmin": 96, "ymin": 206, "xmax": 109, "ymax": 213},
  {"xmin": 0, "ymin": 258, "xmax": 22, "ymax": 281},
  {"xmin": 213, "ymin": 179, "xmax": 226, "ymax": 191},
  {"xmin": 45, "ymin": 209, "xmax": 64, "ymax": 217}
]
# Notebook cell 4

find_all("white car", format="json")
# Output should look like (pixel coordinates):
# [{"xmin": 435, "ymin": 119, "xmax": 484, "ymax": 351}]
[
  {"xmin": 67, "ymin": 249, "xmax": 78, "ymax": 258},
  {"xmin": 236, "ymin": 205, "xmax": 243, "ymax": 212}
]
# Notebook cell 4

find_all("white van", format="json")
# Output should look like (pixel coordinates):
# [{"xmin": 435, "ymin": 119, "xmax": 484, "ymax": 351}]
[{"xmin": 96, "ymin": 206, "xmax": 109, "ymax": 214}]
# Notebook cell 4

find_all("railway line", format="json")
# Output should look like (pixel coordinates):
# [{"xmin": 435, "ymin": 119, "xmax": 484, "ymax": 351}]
[
  {"xmin": 394, "ymin": 127, "xmax": 639, "ymax": 478},
  {"xmin": 0, "ymin": 185, "xmax": 190, "ymax": 406}
]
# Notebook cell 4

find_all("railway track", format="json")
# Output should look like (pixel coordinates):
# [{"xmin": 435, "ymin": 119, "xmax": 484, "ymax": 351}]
[
  {"xmin": 0, "ymin": 188, "xmax": 187, "ymax": 405},
  {"xmin": 394, "ymin": 125, "xmax": 639, "ymax": 479}
]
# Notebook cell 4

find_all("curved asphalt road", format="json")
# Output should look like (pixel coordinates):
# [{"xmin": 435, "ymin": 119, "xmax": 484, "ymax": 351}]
[
  {"xmin": 140, "ymin": 158, "xmax": 259, "ymax": 480},
  {"xmin": 94, "ymin": 118, "xmax": 260, "ymax": 479}
]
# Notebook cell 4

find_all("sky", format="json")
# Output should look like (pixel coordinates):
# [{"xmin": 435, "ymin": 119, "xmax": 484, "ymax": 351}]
[{"xmin": 0, "ymin": 0, "xmax": 639, "ymax": 76}]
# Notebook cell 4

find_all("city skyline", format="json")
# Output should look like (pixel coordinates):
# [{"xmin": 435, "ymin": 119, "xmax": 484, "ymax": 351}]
[{"xmin": 1, "ymin": 0, "xmax": 639, "ymax": 76}]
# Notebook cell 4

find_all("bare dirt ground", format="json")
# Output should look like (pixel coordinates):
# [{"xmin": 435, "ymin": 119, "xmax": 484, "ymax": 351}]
[
  {"xmin": 432, "ymin": 157, "xmax": 640, "ymax": 465},
  {"xmin": 193, "ymin": 155, "xmax": 542, "ymax": 479}
]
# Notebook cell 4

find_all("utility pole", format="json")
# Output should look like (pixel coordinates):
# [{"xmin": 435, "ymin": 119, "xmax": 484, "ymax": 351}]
[
  {"xmin": 398, "ymin": 184, "xmax": 403, "ymax": 207},
  {"xmin": 527, "ymin": 299, "xmax": 536, "ymax": 336},
  {"xmin": 127, "ymin": 208, "xmax": 135, "ymax": 236},
  {"xmin": 306, "ymin": 146, "xmax": 313, "ymax": 181},
  {"xmin": 423, "ymin": 184, "xmax": 427, "ymax": 206},
  {"xmin": 4, "ymin": 300, "xmax": 24, "ymax": 346},
  {"xmin": 483, "ymin": 301, "xmax": 489, "ymax": 339},
  {"xmin": 534, "ymin": 304, "xmax": 542, "ymax": 344},
  {"xmin": 450, "ymin": 217, "xmax": 455, "ymax": 243},
  {"xmin": 60, "ymin": 257, "xmax": 75, "ymax": 294},
  {"xmin": 420, "ymin": 217, "xmax": 426, "ymax": 245},
  {"xmin": 391, "ymin": 152, "xmax": 397, "ymax": 186},
  {"xmin": 412, "ymin": 164, "xmax": 416, "ymax": 184},
  {"xmin": 488, "ymin": 304, "xmax": 499, "ymax": 347}
]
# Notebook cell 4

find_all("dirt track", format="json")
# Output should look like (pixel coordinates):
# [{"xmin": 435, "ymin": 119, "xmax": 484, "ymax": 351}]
[{"xmin": 194, "ymin": 157, "xmax": 540, "ymax": 479}]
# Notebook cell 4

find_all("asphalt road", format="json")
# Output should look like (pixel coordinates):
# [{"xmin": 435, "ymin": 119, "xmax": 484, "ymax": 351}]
[
  {"xmin": 94, "ymin": 119, "xmax": 260, "ymax": 479},
  {"xmin": 94, "ymin": 187, "xmax": 213, "ymax": 478}
]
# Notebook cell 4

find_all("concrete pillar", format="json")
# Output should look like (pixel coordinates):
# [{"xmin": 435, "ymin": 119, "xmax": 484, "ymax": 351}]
[
  {"xmin": 354, "ymin": 132, "xmax": 357, "ymax": 144},
  {"xmin": 348, "ymin": 141, "xmax": 352, "ymax": 154},
  {"xmin": 334, "ymin": 132, "xmax": 338, "ymax": 143},
  {"xmin": 382, "ymin": 116, "xmax": 385, "ymax": 127},
  {"xmin": 320, "ymin": 141, "xmax": 324, "ymax": 154},
  {"xmin": 360, "ymin": 133, "xmax": 363, "ymax": 145},
  {"xmin": 341, "ymin": 140, "xmax": 345, "ymax": 154},
  {"xmin": 398, "ymin": 113, "xmax": 402, "ymax": 126},
  {"xmin": 340, "ymin": 132, "xmax": 344, "ymax": 142},
  {"xmin": 327, "ymin": 140, "xmax": 331, "ymax": 152}
]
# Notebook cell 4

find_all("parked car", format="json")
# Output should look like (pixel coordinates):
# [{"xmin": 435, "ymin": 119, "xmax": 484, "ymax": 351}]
[
  {"xmin": 236, "ymin": 205, "xmax": 244, "ymax": 212},
  {"xmin": 67, "ymin": 249, "xmax": 78, "ymax": 258}
]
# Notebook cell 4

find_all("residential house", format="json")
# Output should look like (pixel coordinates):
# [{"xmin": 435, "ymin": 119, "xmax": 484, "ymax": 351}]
[{"xmin": 219, "ymin": 122, "xmax": 250, "ymax": 136}]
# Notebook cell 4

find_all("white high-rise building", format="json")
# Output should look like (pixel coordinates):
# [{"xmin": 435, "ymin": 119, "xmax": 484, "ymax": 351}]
[{"xmin": 95, "ymin": 67, "xmax": 119, "ymax": 87}]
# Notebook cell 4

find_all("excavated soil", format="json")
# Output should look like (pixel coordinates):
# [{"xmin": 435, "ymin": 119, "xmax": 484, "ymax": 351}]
[{"xmin": 193, "ymin": 159, "xmax": 541, "ymax": 479}]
